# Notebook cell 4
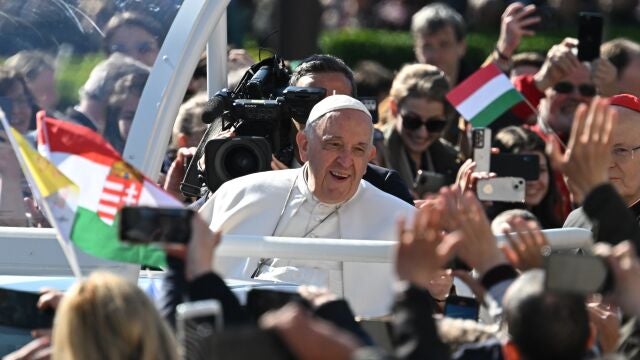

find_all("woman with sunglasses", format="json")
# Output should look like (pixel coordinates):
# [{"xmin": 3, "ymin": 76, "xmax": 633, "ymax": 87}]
[{"xmin": 381, "ymin": 63, "xmax": 463, "ymax": 198}]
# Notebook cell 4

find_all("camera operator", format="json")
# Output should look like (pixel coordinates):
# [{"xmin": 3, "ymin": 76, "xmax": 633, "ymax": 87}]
[{"xmin": 273, "ymin": 54, "xmax": 414, "ymax": 205}]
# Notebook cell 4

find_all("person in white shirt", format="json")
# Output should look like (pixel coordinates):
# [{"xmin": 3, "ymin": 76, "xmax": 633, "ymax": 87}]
[{"xmin": 199, "ymin": 94, "xmax": 416, "ymax": 315}]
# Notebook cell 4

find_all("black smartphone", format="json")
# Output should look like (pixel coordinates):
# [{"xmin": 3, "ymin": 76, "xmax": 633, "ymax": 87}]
[
  {"xmin": 413, "ymin": 170, "xmax": 446, "ymax": 197},
  {"xmin": 245, "ymin": 288, "xmax": 310, "ymax": 321},
  {"xmin": 490, "ymin": 153, "xmax": 540, "ymax": 180},
  {"xmin": 545, "ymin": 253, "xmax": 613, "ymax": 295},
  {"xmin": 0, "ymin": 288, "xmax": 54, "ymax": 330},
  {"xmin": 118, "ymin": 206, "xmax": 193, "ymax": 244},
  {"xmin": 577, "ymin": 12, "xmax": 604, "ymax": 62},
  {"xmin": 444, "ymin": 295, "xmax": 480, "ymax": 321}
]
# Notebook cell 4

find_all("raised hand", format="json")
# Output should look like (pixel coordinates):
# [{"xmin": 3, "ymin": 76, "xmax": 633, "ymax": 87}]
[
  {"xmin": 500, "ymin": 217, "xmax": 550, "ymax": 271},
  {"xmin": 496, "ymin": 3, "xmax": 540, "ymax": 58},
  {"xmin": 548, "ymin": 97, "xmax": 614, "ymax": 204},
  {"xmin": 395, "ymin": 204, "xmax": 460, "ymax": 289},
  {"xmin": 534, "ymin": 38, "xmax": 582, "ymax": 92}
]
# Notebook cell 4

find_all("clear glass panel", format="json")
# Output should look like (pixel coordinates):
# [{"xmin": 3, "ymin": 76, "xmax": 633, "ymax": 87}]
[{"xmin": 0, "ymin": 0, "xmax": 183, "ymax": 227}]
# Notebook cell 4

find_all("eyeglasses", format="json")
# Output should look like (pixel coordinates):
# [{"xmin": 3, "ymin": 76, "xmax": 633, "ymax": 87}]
[
  {"xmin": 612, "ymin": 145, "xmax": 640, "ymax": 163},
  {"xmin": 109, "ymin": 41, "xmax": 157, "ymax": 56},
  {"xmin": 401, "ymin": 113, "xmax": 447, "ymax": 132},
  {"xmin": 552, "ymin": 82, "xmax": 597, "ymax": 97}
]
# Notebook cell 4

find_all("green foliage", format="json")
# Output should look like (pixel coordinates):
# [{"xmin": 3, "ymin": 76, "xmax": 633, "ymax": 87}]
[
  {"xmin": 318, "ymin": 26, "xmax": 640, "ymax": 71},
  {"xmin": 56, "ymin": 53, "xmax": 104, "ymax": 110}
]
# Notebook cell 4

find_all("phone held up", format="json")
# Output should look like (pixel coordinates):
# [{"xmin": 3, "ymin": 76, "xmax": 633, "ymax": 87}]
[
  {"xmin": 177, "ymin": 299, "xmax": 223, "ymax": 360},
  {"xmin": 0, "ymin": 288, "xmax": 54, "ymax": 330},
  {"xmin": 118, "ymin": 206, "xmax": 194, "ymax": 244},
  {"xmin": 577, "ymin": 12, "xmax": 603, "ymax": 62},
  {"xmin": 444, "ymin": 295, "xmax": 480, "ymax": 321}
]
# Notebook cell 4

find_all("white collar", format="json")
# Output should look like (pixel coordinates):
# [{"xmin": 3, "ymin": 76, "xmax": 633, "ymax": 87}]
[{"xmin": 297, "ymin": 163, "xmax": 363, "ymax": 208}]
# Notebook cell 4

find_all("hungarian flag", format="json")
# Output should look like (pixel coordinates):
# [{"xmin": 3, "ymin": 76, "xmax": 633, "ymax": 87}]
[
  {"xmin": 446, "ymin": 63, "xmax": 524, "ymax": 127},
  {"xmin": 36, "ymin": 112, "xmax": 182, "ymax": 267}
]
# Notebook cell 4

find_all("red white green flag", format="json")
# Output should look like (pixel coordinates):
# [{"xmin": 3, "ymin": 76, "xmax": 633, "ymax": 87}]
[
  {"xmin": 36, "ymin": 112, "xmax": 182, "ymax": 267},
  {"xmin": 446, "ymin": 63, "xmax": 524, "ymax": 127}
]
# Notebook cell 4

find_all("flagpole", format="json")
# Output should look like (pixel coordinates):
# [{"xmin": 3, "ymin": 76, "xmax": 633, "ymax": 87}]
[
  {"xmin": 521, "ymin": 95, "xmax": 567, "ymax": 151},
  {"xmin": 0, "ymin": 109, "xmax": 83, "ymax": 280}
]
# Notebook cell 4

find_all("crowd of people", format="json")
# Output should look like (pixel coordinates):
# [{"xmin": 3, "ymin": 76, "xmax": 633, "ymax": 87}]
[{"xmin": 3, "ymin": 0, "xmax": 640, "ymax": 359}]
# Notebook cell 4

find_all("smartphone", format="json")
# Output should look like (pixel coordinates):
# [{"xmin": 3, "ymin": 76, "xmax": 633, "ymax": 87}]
[
  {"xmin": 118, "ymin": 206, "xmax": 193, "ymax": 244},
  {"xmin": 490, "ymin": 153, "xmax": 540, "ymax": 181},
  {"xmin": 245, "ymin": 288, "xmax": 310, "ymax": 321},
  {"xmin": 472, "ymin": 128, "xmax": 491, "ymax": 173},
  {"xmin": 358, "ymin": 96, "xmax": 379, "ymax": 124},
  {"xmin": 444, "ymin": 295, "xmax": 480, "ymax": 321},
  {"xmin": 0, "ymin": 288, "xmax": 54, "ymax": 329},
  {"xmin": 477, "ymin": 177, "xmax": 525, "ymax": 203},
  {"xmin": 577, "ymin": 12, "xmax": 604, "ymax": 62},
  {"xmin": 177, "ymin": 299, "xmax": 223, "ymax": 360},
  {"xmin": 545, "ymin": 253, "xmax": 613, "ymax": 295},
  {"xmin": 413, "ymin": 170, "xmax": 446, "ymax": 197}
]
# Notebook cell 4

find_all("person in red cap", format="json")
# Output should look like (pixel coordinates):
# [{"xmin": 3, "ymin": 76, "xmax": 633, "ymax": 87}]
[{"xmin": 564, "ymin": 94, "xmax": 640, "ymax": 243}]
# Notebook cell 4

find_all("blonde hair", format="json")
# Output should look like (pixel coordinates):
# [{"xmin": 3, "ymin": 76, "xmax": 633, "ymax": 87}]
[
  {"xmin": 52, "ymin": 271, "xmax": 179, "ymax": 360},
  {"xmin": 389, "ymin": 63, "xmax": 450, "ymax": 107},
  {"xmin": 172, "ymin": 91, "xmax": 209, "ymax": 148}
]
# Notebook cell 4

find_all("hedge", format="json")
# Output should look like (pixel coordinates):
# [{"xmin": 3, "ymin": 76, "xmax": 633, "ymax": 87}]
[{"xmin": 55, "ymin": 27, "xmax": 640, "ymax": 108}]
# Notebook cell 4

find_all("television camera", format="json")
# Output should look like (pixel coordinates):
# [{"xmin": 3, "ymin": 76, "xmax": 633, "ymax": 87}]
[{"xmin": 180, "ymin": 56, "xmax": 326, "ymax": 197}]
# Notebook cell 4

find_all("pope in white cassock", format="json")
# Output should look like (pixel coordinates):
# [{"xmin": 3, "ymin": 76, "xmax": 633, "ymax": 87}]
[{"xmin": 198, "ymin": 95, "xmax": 416, "ymax": 316}]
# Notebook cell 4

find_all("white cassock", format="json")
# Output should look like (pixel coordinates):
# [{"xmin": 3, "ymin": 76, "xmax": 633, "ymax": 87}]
[{"xmin": 198, "ymin": 165, "xmax": 416, "ymax": 316}]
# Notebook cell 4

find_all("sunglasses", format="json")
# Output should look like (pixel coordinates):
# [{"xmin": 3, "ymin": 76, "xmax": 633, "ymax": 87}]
[
  {"xmin": 401, "ymin": 113, "xmax": 447, "ymax": 132},
  {"xmin": 552, "ymin": 82, "xmax": 597, "ymax": 97}
]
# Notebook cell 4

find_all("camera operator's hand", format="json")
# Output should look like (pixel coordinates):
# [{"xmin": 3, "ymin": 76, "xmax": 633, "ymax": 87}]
[
  {"xmin": 395, "ymin": 204, "xmax": 460, "ymax": 290},
  {"xmin": 441, "ymin": 187, "xmax": 506, "ymax": 275},
  {"xmin": 260, "ymin": 303, "xmax": 361, "ymax": 360},
  {"xmin": 163, "ymin": 147, "xmax": 196, "ymax": 201},
  {"xmin": 500, "ymin": 217, "xmax": 550, "ymax": 271},
  {"xmin": 185, "ymin": 214, "xmax": 221, "ymax": 282},
  {"xmin": 271, "ymin": 154, "xmax": 289, "ymax": 170},
  {"xmin": 496, "ymin": 3, "xmax": 540, "ymax": 60},
  {"xmin": 548, "ymin": 97, "xmax": 614, "ymax": 204},
  {"xmin": 593, "ymin": 241, "xmax": 640, "ymax": 317},
  {"xmin": 592, "ymin": 58, "xmax": 618, "ymax": 97},
  {"xmin": 534, "ymin": 38, "xmax": 581, "ymax": 92}
]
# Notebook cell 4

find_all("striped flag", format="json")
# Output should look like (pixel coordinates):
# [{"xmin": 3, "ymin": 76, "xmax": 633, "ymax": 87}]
[
  {"xmin": 36, "ymin": 111, "xmax": 182, "ymax": 267},
  {"xmin": 446, "ymin": 63, "xmax": 524, "ymax": 127}
]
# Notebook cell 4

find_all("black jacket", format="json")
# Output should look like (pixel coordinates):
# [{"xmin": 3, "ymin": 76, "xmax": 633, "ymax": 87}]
[{"xmin": 364, "ymin": 163, "xmax": 414, "ymax": 205}]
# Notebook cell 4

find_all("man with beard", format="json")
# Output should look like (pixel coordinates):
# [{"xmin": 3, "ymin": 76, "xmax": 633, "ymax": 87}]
[
  {"xmin": 509, "ymin": 38, "xmax": 615, "ymax": 215},
  {"xmin": 511, "ymin": 37, "xmax": 616, "ymax": 141}
]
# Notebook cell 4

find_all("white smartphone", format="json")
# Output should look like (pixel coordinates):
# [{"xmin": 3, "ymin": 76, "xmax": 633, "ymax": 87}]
[
  {"xmin": 472, "ymin": 128, "xmax": 491, "ymax": 173},
  {"xmin": 176, "ymin": 299, "xmax": 223, "ymax": 360},
  {"xmin": 477, "ymin": 177, "xmax": 525, "ymax": 203}
]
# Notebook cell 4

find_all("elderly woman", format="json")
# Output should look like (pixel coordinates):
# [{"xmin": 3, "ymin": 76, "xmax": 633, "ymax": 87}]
[{"xmin": 381, "ymin": 63, "xmax": 463, "ymax": 197}]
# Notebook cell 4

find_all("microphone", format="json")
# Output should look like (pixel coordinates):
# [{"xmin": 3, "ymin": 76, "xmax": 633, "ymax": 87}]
[{"xmin": 202, "ymin": 89, "xmax": 232, "ymax": 124}]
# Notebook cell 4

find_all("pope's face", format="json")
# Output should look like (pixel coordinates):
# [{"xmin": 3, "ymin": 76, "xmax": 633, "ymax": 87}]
[
  {"xmin": 297, "ymin": 109, "xmax": 374, "ymax": 204},
  {"xmin": 608, "ymin": 107, "xmax": 640, "ymax": 205}
]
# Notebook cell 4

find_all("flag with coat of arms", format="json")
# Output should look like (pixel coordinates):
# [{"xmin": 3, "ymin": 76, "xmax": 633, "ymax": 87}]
[{"xmin": 36, "ymin": 111, "xmax": 182, "ymax": 267}]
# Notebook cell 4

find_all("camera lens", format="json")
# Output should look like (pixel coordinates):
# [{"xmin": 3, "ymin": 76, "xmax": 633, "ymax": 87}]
[{"xmin": 223, "ymin": 146, "xmax": 260, "ymax": 178}]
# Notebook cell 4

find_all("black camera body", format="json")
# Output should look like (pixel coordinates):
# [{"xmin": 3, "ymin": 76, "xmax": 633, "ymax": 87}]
[{"xmin": 180, "ymin": 56, "xmax": 326, "ymax": 197}]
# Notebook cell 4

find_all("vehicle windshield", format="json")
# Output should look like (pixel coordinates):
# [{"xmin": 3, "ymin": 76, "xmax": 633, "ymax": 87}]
[{"xmin": 0, "ymin": 0, "xmax": 182, "ymax": 227}]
